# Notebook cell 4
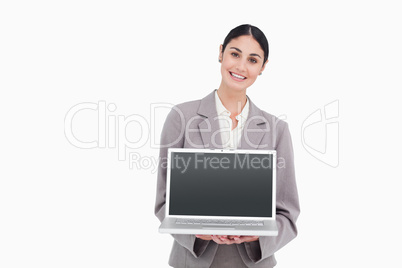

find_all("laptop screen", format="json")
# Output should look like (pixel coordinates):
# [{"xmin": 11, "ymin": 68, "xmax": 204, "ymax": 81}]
[{"xmin": 168, "ymin": 151, "xmax": 274, "ymax": 218}]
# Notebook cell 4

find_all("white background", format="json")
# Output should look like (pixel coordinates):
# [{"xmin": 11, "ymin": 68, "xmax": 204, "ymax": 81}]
[{"xmin": 1, "ymin": 1, "xmax": 401, "ymax": 267}]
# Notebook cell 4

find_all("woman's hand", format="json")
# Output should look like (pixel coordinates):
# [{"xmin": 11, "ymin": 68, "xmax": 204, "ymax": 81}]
[
  {"xmin": 196, "ymin": 235, "xmax": 259, "ymax": 244},
  {"xmin": 195, "ymin": 234, "xmax": 213, "ymax": 240}
]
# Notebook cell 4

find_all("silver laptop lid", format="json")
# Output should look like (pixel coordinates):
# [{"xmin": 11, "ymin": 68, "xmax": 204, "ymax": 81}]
[{"xmin": 165, "ymin": 148, "xmax": 277, "ymax": 220}]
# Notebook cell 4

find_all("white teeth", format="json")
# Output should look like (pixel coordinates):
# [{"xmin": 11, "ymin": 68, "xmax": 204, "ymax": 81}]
[{"xmin": 231, "ymin": 72, "xmax": 245, "ymax": 79}]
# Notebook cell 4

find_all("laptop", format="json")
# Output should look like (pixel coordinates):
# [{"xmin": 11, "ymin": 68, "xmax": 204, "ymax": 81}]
[{"xmin": 159, "ymin": 148, "xmax": 278, "ymax": 236}]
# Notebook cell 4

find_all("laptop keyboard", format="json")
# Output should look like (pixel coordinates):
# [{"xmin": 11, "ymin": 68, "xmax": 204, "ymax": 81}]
[{"xmin": 176, "ymin": 219, "xmax": 264, "ymax": 226}]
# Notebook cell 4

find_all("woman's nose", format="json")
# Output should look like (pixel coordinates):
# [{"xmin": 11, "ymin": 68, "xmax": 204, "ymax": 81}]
[{"xmin": 235, "ymin": 59, "xmax": 247, "ymax": 72}]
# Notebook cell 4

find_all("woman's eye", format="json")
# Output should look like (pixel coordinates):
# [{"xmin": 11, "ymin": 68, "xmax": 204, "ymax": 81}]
[
  {"xmin": 231, "ymin": 52, "xmax": 239, "ymax": 57},
  {"xmin": 249, "ymin": 58, "xmax": 257, "ymax": 63}
]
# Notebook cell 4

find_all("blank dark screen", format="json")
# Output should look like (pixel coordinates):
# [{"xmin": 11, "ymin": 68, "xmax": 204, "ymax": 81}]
[{"xmin": 169, "ymin": 152, "xmax": 273, "ymax": 217}]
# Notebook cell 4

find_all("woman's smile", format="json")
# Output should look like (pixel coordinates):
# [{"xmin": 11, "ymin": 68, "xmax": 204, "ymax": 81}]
[{"xmin": 229, "ymin": 71, "xmax": 247, "ymax": 81}]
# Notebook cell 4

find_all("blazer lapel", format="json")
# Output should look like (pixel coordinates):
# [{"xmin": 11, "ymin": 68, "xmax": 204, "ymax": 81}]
[
  {"xmin": 238, "ymin": 96, "xmax": 269, "ymax": 149},
  {"xmin": 197, "ymin": 90, "xmax": 224, "ymax": 149}
]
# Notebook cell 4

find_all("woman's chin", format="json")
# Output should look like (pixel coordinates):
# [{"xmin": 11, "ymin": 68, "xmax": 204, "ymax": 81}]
[{"xmin": 227, "ymin": 83, "xmax": 248, "ymax": 92}]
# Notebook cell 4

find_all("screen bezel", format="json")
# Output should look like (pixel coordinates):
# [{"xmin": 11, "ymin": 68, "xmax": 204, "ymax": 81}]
[{"xmin": 165, "ymin": 148, "xmax": 277, "ymax": 220}]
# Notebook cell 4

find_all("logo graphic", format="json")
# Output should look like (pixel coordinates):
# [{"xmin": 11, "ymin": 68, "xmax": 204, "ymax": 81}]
[
  {"xmin": 301, "ymin": 100, "xmax": 339, "ymax": 167},
  {"xmin": 64, "ymin": 101, "xmax": 177, "ymax": 161}
]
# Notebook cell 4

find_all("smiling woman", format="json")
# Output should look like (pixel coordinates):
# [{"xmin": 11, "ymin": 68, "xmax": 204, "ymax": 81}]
[
  {"xmin": 155, "ymin": 24, "xmax": 300, "ymax": 268},
  {"xmin": 219, "ymin": 25, "xmax": 268, "ymax": 97},
  {"xmin": 219, "ymin": 35, "xmax": 267, "ymax": 94}
]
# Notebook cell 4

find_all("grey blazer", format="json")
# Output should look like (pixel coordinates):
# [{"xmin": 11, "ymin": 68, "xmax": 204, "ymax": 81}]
[{"xmin": 155, "ymin": 90, "xmax": 300, "ymax": 268}]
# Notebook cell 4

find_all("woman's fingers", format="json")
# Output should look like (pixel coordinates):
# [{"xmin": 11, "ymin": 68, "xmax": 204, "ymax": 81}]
[
  {"xmin": 197, "ymin": 235, "xmax": 259, "ymax": 244},
  {"xmin": 195, "ymin": 234, "xmax": 213, "ymax": 240}
]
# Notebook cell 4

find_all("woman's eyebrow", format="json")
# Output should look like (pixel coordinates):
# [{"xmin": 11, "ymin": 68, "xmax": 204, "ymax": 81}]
[
  {"xmin": 230, "ymin": 47, "xmax": 242, "ymax": 53},
  {"xmin": 229, "ymin": 47, "xmax": 261, "ymax": 59},
  {"xmin": 250, "ymin": 53, "xmax": 262, "ymax": 59}
]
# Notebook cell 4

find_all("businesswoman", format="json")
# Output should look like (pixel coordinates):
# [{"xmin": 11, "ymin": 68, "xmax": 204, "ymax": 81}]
[{"xmin": 155, "ymin": 24, "xmax": 300, "ymax": 268}]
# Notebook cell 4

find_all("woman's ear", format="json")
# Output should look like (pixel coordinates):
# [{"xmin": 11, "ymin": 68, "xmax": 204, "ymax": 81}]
[
  {"xmin": 219, "ymin": 44, "xmax": 223, "ymax": 62},
  {"xmin": 260, "ymin": 60, "xmax": 268, "ymax": 73}
]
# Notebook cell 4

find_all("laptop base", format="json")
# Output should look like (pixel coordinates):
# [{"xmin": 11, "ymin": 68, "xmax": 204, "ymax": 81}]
[{"xmin": 159, "ymin": 217, "xmax": 278, "ymax": 236}]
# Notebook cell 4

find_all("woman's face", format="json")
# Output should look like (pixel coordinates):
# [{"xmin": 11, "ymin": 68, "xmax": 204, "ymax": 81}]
[{"xmin": 219, "ymin": 35, "xmax": 266, "ymax": 92}]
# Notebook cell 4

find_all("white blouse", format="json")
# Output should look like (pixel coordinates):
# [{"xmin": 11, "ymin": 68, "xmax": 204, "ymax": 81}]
[{"xmin": 215, "ymin": 90, "xmax": 250, "ymax": 149}]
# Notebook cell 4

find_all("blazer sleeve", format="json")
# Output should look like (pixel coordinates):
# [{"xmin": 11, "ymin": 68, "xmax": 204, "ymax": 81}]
[
  {"xmin": 244, "ymin": 121, "xmax": 300, "ymax": 263},
  {"xmin": 154, "ymin": 106, "xmax": 210, "ymax": 258}
]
